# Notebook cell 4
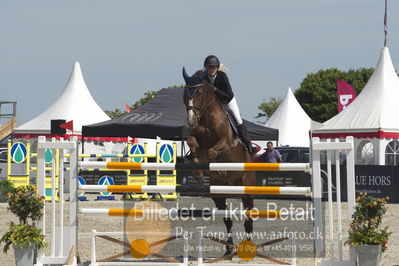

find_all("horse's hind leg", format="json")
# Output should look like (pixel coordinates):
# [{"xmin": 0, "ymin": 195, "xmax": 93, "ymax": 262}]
[
  {"xmin": 242, "ymin": 196, "xmax": 254, "ymax": 240},
  {"xmin": 212, "ymin": 196, "xmax": 234, "ymax": 256}
]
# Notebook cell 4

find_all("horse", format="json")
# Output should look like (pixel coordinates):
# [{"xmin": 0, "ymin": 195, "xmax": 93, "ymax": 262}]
[{"xmin": 182, "ymin": 67, "xmax": 256, "ymax": 255}]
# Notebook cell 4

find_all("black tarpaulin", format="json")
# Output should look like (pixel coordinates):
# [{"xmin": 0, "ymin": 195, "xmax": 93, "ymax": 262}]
[{"xmin": 82, "ymin": 88, "xmax": 278, "ymax": 141}]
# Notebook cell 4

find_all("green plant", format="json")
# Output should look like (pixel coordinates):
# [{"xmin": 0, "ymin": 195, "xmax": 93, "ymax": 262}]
[
  {"xmin": 6, "ymin": 185, "xmax": 45, "ymax": 224},
  {"xmin": 0, "ymin": 223, "xmax": 46, "ymax": 253},
  {"xmin": 346, "ymin": 192, "xmax": 392, "ymax": 252},
  {"xmin": 0, "ymin": 185, "xmax": 47, "ymax": 253},
  {"xmin": 0, "ymin": 179, "xmax": 15, "ymax": 201}
]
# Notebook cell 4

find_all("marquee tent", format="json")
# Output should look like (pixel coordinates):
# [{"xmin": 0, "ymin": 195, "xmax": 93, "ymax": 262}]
[
  {"xmin": 14, "ymin": 62, "xmax": 110, "ymax": 137},
  {"xmin": 82, "ymin": 87, "xmax": 279, "ymax": 141},
  {"xmin": 312, "ymin": 47, "xmax": 399, "ymax": 165},
  {"xmin": 265, "ymin": 87, "xmax": 320, "ymax": 147}
]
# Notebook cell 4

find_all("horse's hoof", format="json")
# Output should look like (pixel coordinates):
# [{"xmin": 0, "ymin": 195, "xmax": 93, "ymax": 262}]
[
  {"xmin": 223, "ymin": 250, "xmax": 234, "ymax": 260},
  {"xmin": 193, "ymin": 171, "xmax": 204, "ymax": 183},
  {"xmin": 208, "ymin": 149, "xmax": 218, "ymax": 162}
]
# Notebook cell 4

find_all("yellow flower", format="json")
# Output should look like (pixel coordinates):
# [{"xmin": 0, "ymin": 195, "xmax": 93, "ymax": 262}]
[{"xmin": 373, "ymin": 201, "xmax": 377, "ymax": 206}]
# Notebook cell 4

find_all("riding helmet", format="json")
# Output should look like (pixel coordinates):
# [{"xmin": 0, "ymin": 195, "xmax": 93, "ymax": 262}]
[{"xmin": 204, "ymin": 55, "xmax": 220, "ymax": 68}]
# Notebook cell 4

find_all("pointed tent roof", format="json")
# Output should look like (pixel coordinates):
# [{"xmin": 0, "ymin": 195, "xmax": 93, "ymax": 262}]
[
  {"xmin": 265, "ymin": 87, "xmax": 313, "ymax": 146},
  {"xmin": 14, "ymin": 62, "xmax": 110, "ymax": 135},
  {"xmin": 313, "ymin": 47, "xmax": 399, "ymax": 139}
]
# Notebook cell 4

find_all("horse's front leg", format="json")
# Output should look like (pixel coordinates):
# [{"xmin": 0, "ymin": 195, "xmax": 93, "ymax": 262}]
[
  {"xmin": 208, "ymin": 139, "xmax": 229, "ymax": 162},
  {"xmin": 186, "ymin": 136, "xmax": 204, "ymax": 181}
]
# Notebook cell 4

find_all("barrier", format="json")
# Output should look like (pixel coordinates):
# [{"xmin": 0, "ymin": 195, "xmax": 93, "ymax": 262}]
[
  {"xmin": 34, "ymin": 136, "xmax": 356, "ymax": 266},
  {"xmin": 79, "ymin": 184, "xmax": 312, "ymax": 196},
  {"xmin": 79, "ymin": 161, "xmax": 310, "ymax": 172},
  {"xmin": 7, "ymin": 139, "xmax": 178, "ymax": 201},
  {"xmin": 80, "ymin": 208, "xmax": 309, "ymax": 219}
]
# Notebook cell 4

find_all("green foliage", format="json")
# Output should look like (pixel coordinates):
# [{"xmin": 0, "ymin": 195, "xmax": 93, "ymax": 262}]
[
  {"xmin": 295, "ymin": 68, "xmax": 374, "ymax": 122},
  {"xmin": 131, "ymin": 90, "xmax": 160, "ymax": 111},
  {"xmin": 256, "ymin": 97, "xmax": 282, "ymax": 121},
  {"xmin": 0, "ymin": 185, "xmax": 47, "ymax": 253},
  {"xmin": 0, "ymin": 223, "xmax": 46, "ymax": 253},
  {"xmin": 0, "ymin": 179, "xmax": 15, "ymax": 202},
  {"xmin": 346, "ymin": 192, "xmax": 392, "ymax": 252},
  {"xmin": 105, "ymin": 109, "xmax": 125, "ymax": 119},
  {"xmin": 6, "ymin": 185, "xmax": 45, "ymax": 225}
]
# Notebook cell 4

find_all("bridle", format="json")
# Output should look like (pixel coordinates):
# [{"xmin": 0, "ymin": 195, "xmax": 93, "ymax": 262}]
[{"xmin": 185, "ymin": 83, "xmax": 215, "ymax": 122}]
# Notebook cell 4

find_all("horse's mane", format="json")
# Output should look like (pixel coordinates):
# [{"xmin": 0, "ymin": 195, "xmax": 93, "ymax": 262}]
[
  {"xmin": 194, "ymin": 70, "xmax": 203, "ymax": 76},
  {"xmin": 194, "ymin": 70, "xmax": 212, "ymax": 90}
]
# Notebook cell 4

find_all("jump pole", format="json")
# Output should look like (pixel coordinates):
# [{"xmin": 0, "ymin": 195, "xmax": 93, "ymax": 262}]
[
  {"xmin": 79, "ymin": 184, "xmax": 312, "ymax": 196},
  {"xmin": 80, "ymin": 208, "xmax": 310, "ymax": 219},
  {"xmin": 78, "ymin": 161, "xmax": 311, "ymax": 172}
]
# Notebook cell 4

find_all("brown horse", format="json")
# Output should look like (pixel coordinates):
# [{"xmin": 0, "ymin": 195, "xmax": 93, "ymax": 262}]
[{"xmin": 182, "ymin": 67, "xmax": 256, "ymax": 254}]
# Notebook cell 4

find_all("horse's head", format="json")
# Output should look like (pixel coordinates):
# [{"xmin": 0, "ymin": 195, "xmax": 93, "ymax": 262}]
[{"xmin": 182, "ymin": 67, "xmax": 214, "ymax": 128}]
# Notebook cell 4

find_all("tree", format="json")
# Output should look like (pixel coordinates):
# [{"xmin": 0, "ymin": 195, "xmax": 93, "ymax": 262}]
[
  {"xmin": 255, "ymin": 97, "xmax": 282, "ymax": 122},
  {"xmin": 130, "ymin": 90, "xmax": 160, "ymax": 111},
  {"xmin": 294, "ymin": 68, "xmax": 374, "ymax": 122},
  {"xmin": 105, "ymin": 85, "xmax": 184, "ymax": 119},
  {"xmin": 105, "ymin": 109, "xmax": 125, "ymax": 119}
]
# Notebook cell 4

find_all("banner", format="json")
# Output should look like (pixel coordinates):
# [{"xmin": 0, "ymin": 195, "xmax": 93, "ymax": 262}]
[
  {"xmin": 321, "ymin": 165, "xmax": 399, "ymax": 203},
  {"xmin": 337, "ymin": 80, "xmax": 357, "ymax": 112}
]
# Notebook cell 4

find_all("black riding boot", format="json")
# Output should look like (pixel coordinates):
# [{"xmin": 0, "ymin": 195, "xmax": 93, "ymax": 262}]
[{"xmin": 238, "ymin": 124, "xmax": 256, "ymax": 154}]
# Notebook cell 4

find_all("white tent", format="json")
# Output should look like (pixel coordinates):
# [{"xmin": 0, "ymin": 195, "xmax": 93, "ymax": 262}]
[
  {"xmin": 313, "ymin": 47, "xmax": 399, "ymax": 165},
  {"xmin": 265, "ymin": 87, "xmax": 316, "ymax": 147},
  {"xmin": 14, "ymin": 62, "xmax": 110, "ymax": 135}
]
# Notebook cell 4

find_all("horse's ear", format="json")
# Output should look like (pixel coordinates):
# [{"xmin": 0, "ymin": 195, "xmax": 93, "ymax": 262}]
[
  {"xmin": 182, "ymin": 67, "xmax": 189, "ymax": 84},
  {"xmin": 199, "ymin": 68, "xmax": 208, "ymax": 81}
]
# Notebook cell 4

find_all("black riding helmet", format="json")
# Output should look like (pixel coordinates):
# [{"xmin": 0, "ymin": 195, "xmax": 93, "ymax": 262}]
[{"xmin": 204, "ymin": 55, "xmax": 220, "ymax": 68}]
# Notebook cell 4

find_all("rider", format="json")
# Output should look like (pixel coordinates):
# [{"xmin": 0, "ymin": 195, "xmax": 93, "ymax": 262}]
[{"xmin": 203, "ymin": 55, "xmax": 256, "ymax": 154}]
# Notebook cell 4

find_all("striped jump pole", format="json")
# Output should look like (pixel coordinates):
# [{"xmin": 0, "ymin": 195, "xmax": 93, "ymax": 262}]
[
  {"xmin": 80, "ymin": 208, "xmax": 310, "ymax": 219},
  {"xmin": 78, "ymin": 162, "xmax": 311, "ymax": 172},
  {"xmin": 79, "ymin": 184, "xmax": 312, "ymax": 196}
]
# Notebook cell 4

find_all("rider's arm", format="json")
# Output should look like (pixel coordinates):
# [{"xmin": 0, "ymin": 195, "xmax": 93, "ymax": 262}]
[{"xmin": 213, "ymin": 72, "xmax": 234, "ymax": 102}]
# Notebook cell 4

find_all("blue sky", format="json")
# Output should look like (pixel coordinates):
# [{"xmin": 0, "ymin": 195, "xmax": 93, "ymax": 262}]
[{"xmin": 1, "ymin": 0, "xmax": 398, "ymax": 125}]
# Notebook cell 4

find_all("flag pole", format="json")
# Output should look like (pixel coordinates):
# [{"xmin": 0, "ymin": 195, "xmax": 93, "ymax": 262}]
[{"xmin": 384, "ymin": 0, "xmax": 388, "ymax": 47}]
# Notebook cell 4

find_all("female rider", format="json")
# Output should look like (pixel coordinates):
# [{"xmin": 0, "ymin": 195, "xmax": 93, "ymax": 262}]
[{"xmin": 203, "ymin": 55, "xmax": 256, "ymax": 154}]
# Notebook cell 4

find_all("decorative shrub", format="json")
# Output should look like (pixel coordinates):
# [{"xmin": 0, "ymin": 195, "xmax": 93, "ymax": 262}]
[
  {"xmin": 346, "ymin": 192, "xmax": 392, "ymax": 252},
  {"xmin": 0, "ymin": 185, "xmax": 47, "ymax": 253}
]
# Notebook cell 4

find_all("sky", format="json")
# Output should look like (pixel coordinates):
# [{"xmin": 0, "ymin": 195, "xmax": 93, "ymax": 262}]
[{"xmin": 1, "ymin": 0, "xmax": 399, "ymax": 126}]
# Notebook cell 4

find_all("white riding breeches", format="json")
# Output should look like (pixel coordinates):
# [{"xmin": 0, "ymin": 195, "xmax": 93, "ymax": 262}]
[{"xmin": 223, "ymin": 97, "xmax": 243, "ymax": 126}]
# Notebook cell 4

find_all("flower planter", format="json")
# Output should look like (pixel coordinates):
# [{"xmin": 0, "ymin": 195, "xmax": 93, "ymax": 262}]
[
  {"xmin": 356, "ymin": 245, "xmax": 381, "ymax": 266},
  {"xmin": 13, "ymin": 245, "xmax": 35, "ymax": 266}
]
